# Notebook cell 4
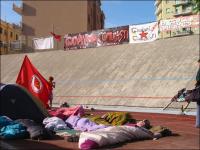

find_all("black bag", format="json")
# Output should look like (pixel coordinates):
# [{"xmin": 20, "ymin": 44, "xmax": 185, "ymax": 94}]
[
  {"xmin": 185, "ymin": 86, "xmax": 200, "ymax": 102},
  {"xmin": 27, "ymin": 126, "xmax": 55, "ymax": 140},
  {"xmin": 15, "ymin": 119, "xmax": 55, "ymax": 140}
]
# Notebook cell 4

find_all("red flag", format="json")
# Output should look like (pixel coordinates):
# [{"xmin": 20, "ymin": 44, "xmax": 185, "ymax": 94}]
[
  {"xmin": 50, "ymin": 32, "xmax": 61, "ymax": 42},
  {"xmin": 16, "ymin": 55, "xmax": 50, "ymax": 108}
]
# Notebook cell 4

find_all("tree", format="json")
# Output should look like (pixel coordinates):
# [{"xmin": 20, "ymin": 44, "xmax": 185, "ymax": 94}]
[{"xmin": 192, "ymin": 0, "xmax": 200, "ymax": 13}]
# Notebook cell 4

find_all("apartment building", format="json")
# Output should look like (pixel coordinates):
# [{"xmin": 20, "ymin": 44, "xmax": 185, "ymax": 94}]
[
  {"xmin": 155, "ymin": 0, "xmax": 199, "ymax": 38},
  {"xmin": 0, "ymin": 20, "xmax": 21, "ymax": 54},
  {"xmin": 13, "ymin": 0, "xmax": 105, "ymax": 50}
]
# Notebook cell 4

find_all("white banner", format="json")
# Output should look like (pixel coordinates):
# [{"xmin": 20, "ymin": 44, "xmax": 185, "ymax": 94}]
[
  {"xmin": 129, "ymin": 22, "xmax": 158, "ymax": 44},
  {"xmin": 159, "ymin": 15, "xmax": 200, "ymax": 31},
  {"xmin": 33, "ymin": 36, "xmax": 54, "ymax": 50}
]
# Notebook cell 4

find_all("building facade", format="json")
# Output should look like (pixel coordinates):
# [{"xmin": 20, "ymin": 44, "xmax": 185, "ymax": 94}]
[
  {"xmin": 0, "ymin": 20, "xmax": 21, "ymax": 54},
  {"xmin": 13, "ymin": 0, "xmax": 105, "ymax": 50},
  {"xmin": 155, "ymin": 0, "xmax": 199, "ymax": 38}
]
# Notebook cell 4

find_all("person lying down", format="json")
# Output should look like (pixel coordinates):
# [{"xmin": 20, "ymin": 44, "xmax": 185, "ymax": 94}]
[{"xmin": 78, "ymin": 120, "xmax": 172, "ymax": 149}]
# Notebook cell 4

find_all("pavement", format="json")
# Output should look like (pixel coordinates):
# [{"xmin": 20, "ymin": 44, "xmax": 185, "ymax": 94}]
[{"xmin": 0, "ymin": 110, "xmax": 199, "ymax": 150}]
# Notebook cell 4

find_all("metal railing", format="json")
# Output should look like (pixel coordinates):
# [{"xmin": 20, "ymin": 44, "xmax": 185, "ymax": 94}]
[
  {"xmin": 172, "ymin": 28, "xmax": 193, "ymax": 37},
  {"xmin": 10, "ymin": 40, "xmax": 22, "ymax": 50},
  {"xmin": 174, "ymin": 0, "xmax": 192, "ymax": 6},
  {"xmin": 174, "ymin": 8, "xmax": 193, "ymax": 16}
]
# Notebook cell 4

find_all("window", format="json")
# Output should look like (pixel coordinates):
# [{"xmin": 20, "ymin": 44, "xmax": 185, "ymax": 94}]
[
  {"xmin": 175, "ymin": 8, "xmax": 179, "ymax": 14},
  {"xmin": 182, "ymin": 5, "xmax": 192, "ymax": 12},
  {"xmin": 3, "ymin": 43, "xmax": 8, "ymax": 48},
  {"xmin": 166, "ymin": 8, "xmax": 170, "ymax": 13},
  {"xmin": 182, "ymin": 6, "xmax": 187, "ymax": 12},
  {"xmin": 0, "ymin": 27, "xmax": 2, "ymax": 34},
  {"xmin": 16, "ymin": 34, "xmax": 18, "ymax": 40},
  {"xmin": 183, "ymin": 27, "xmax": 191, "ymax": 32},
  {"xmin": 88, "ymin": 14, "xmax": 90, "ymax": 24},
  {"xmin": 0, "ymin": 41, "xmax": 2, "ymax": 48},
  {"xmin": 4, "ymin": 30, "xmax": 7, "ymax": 35},
  {"xmin": 10, "ymin": 32, "xmax": 13, "ymax": 38},
  {"xmin": 175, "ymin": 0, "xmax": 179, "ymax": 4}
]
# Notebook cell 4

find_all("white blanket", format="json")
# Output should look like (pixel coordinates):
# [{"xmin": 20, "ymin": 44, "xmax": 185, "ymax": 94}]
[
  {"xmin": 79, "ymin": 126, "xmax": 153, "ymax": 149},
  {"xmin": 33, "ymin": 36, "xmax": 54, "ymax": 50}
]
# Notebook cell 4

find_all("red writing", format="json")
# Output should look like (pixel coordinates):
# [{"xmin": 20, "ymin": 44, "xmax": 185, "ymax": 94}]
[{"xmin": 99, "ymin": 29, "xmax": 128, "ymax": 44}]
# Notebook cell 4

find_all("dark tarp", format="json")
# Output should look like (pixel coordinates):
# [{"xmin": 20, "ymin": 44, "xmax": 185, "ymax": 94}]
[{"xmin": 0, "ymin": 84, "xmax": 50, "ymax": 123}]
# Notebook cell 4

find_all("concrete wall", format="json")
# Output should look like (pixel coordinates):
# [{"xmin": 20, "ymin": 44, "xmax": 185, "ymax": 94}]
[{"xmin": 1, "ymin": 35, "xmax": 199, "ymax": 109}]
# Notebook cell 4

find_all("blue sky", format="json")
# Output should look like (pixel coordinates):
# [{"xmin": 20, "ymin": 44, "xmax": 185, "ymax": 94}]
[
  {"xmin": 101, "ymin": 1, "xmax": 156, "ymax": 28},
  {"xmin": 0, "ymin": 0, "xmax": 156, "ymax": 28},
  {"xmin": 0, "ymin": 0, "xmax": 22, "ymax": 25}
]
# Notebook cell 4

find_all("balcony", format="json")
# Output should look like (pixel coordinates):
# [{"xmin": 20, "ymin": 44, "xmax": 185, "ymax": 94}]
[
  {"xmin": 172, "ymin": 28, "xmax": 193, "ymax": 37},
  {"xmin": 13, "ymin": 3, "xmax": 23, "ymax": 15},
  {"xmin": 173, "ymin": 0, "xmax": 192, "ymax": 6},
  {"xmin": 155, "ymin": 7, "xmax": 162, "ymax": 15},
  {"xmin": 154, "ymin": 0, "xmax": 161, "ymax": 7},
  {"xmin": 174, "ymin": 8, "xmax": 193, "ymax": 17}
]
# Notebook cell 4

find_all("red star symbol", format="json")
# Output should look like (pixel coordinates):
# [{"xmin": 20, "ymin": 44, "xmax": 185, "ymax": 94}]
[{"xmin": 140, "ymin": 31, "xmax": 148, "ymax": 39}]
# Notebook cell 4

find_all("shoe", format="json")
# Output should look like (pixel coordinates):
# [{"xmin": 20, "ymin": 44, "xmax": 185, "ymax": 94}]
[
  {"xmin": 195, "ymin": 125, "xmax": 200, "ymax": 128},
  {"xmin": 67, "ymin": 134, "xmax": 79, "ymax": 142}
]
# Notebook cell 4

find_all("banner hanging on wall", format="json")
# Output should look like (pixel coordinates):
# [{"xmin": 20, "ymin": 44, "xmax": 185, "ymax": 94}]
[
  {"xmin": 64, "ymin": 26, "xmax": 129, "ymax": 50},
  {"xmin": 64, "ymin": 31, "xmax": 98, "ymax": 50},
  {"xmin": 97, "ymin": 26, "xmax": 129, "ymax": 47},
  {"xmin": 129, "ymin": 22, "xmax": 158, "ymax": 44},
  {"xmin": 33, "ymin": 36, "xmax": 54, "ymax": 50},
  {"xmin": 159, "ymin": 15, "xmax": 199, "ymax": 32}
]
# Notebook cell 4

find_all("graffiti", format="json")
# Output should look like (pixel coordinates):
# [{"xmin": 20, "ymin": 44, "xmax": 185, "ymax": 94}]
[
  {"xmin": 98, "ymin": 28, "xmax": 129, "ymax": 46},
  {"xmin": 64, "ymin": 33, "xmax": 98, "ymax": 50},
  {"xmin": 64, "ymin": 26, "xmax": 129, "ymax": 50},
  {"xmin": 160, "ymin": 15, "xmax": 199, "ymax": 31}
]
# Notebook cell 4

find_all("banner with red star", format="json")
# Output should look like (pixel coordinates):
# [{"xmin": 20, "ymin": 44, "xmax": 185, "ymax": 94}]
[{"xmin": 129, "ymin": 22, "xmax": 158, "ymax": 44}]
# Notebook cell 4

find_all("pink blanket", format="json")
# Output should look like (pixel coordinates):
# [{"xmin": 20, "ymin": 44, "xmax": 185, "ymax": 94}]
[{"xmin": 48, "ymin": 105, "xmax": 84, "ymax": 120}]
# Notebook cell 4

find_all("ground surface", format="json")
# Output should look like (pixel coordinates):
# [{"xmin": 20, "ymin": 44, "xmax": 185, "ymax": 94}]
[{"xmin": 0, "ymin": 110, "xmax": 199, "ymax": 150}]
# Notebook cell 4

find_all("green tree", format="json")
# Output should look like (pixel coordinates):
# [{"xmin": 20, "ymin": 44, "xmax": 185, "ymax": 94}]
[{"xmin": 192, "ymin": 0, "xmax": 200, "ymax": 13}]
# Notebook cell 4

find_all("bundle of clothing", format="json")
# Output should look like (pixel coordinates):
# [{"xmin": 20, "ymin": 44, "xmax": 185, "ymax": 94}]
[{"xmin": 0, "ymin": 116, "xmax": 55, "ymax": 140}]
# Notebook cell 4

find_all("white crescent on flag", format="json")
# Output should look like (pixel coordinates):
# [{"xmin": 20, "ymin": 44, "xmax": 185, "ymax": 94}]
[{"xmin": 31, "ymin": 75, "xmax": 43, "ymax": 93}]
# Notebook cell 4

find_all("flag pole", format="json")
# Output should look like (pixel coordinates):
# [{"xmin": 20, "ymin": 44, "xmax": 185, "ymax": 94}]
[
  {"xmin": 52, "ymin": 24, "xmax": 54, "ymax": 33},
  {"xmin": 52, "ymin": 24, "xmax": 59, "ymax": 49},
  {"xmin": 181, "ymin": 101, "xmax": 190, "ymax": 112},
  {"xmin": 163, "ymin": 101, "xmax": 173, "ymax": 110}
]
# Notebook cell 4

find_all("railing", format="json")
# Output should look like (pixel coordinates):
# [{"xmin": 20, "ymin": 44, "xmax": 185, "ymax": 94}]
[
  {"xmin": 154, "ymin": 0, "xmax": 161, "ymax": 6},
  {"xmin": 155, "ymin": 7, "xmax": 162, "ymax": 15},
  {"xmin": 0, "ymin": 40, "xmax": 27, "ymax": 53},
  {"xmin": 10, "ymin": 40, "xmax": 22, "ymax": 50},
  {"xmin": 174, "ymin": 9, "xmax": 193, "ymax": 16},
  {"xmin": 174, "ymin": 0, "xmax": 192, "ymax": 6},
  {"xmin": 13, "ymin": 3, "xmax": 23, "ymax": 15},
  {"xmin": 172, "ymin": 29, "xmax": 193, "ymax": 37}
]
